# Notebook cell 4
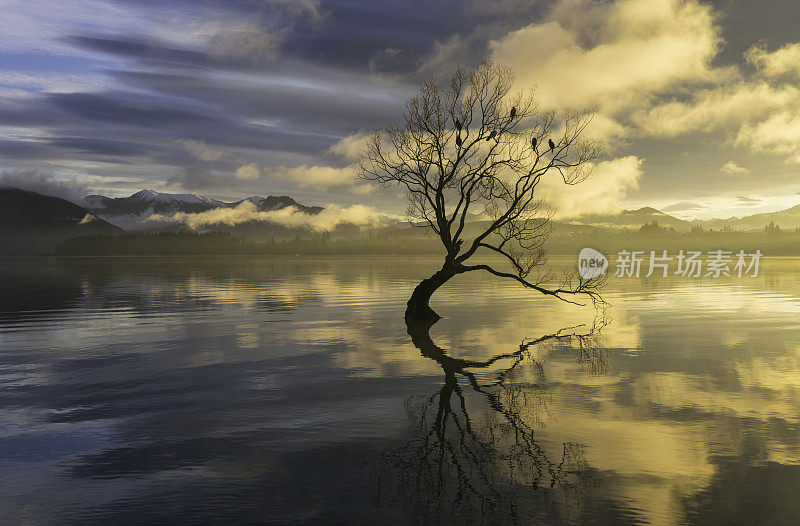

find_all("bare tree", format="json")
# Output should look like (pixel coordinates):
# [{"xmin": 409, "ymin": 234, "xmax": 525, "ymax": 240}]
[{"xmin": 359, "ymin": 62, "xmax": 602, "ymax": 323}]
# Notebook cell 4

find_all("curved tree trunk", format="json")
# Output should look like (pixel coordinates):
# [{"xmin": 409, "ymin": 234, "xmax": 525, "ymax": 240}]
[{"xmin": 405, "ymin": 261, "xmax": 460, "ymax": 325}]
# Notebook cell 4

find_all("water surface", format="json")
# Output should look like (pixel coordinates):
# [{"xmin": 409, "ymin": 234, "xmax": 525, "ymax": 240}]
[{"xmin": 2, "ymin": 256, "xmax": 800, "ymax": 524}]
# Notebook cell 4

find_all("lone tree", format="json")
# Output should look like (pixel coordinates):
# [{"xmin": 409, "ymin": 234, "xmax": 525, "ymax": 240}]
[{"xmin": 359, "ymin": 62, "xmax": 602, "ymax": 323}]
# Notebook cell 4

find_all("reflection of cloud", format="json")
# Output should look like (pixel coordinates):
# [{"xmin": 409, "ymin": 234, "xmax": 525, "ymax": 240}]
[
  {"xmin": 10, "ymin": 255, "xmax": 800, "ymax": 524},
  {"xmin": 149, "ymin": 200, "xmax": 391, "ymax": 231},
  {"xmin": 634, "ymin": 372, "xmax": 800, "ymax": 424},
  {"xmin": 735, "ymin": 346, "xmax": 800, "ymax": 394}
]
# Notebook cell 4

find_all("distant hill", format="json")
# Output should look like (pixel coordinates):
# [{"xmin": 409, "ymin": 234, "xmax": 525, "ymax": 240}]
[
  {"xmin": 693, "ymin": 204, "xmax": 800, "ymax": 231},
  {"xmin": 565, "ymin": 207, "xmax": 693, "ymax": 231},
  {"xmin": 0, "ymin": 187, "xmax": 124, "ymax": 255},
  {"xmin": 83, "ymin": 190, "xmax": 323, "ymax": 229},
  {"xmin": 565, "ymin": 204, "xmax": 800, "ymax": 232}
]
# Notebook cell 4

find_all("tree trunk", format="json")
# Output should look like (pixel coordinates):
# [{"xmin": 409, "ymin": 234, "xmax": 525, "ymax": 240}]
[{"xmin": 405, "ymin": 262, "xmax": 460, "ymax": 325}]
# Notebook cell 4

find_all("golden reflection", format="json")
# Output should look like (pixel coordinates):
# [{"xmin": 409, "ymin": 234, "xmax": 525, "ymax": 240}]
[{"xmin": 375, "ymin": 316, "xmax": 608, "ymax": 524}]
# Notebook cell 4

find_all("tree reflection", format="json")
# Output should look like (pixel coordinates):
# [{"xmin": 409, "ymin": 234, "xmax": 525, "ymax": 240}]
[{"xmin": 376, "ymin": 316, "xmax": 608, "ymax": 524}]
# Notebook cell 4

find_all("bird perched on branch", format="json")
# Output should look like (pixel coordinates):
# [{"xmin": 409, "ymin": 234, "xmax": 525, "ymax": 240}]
[
  {"xmin": 486, "ymin": 130, "xmax": 497, "ymax": 141},
  {"xmin": 455, "ymin": 135, "xmax": 462, "ymax": 147},
  {"xmin": 510, "ymin": 107, "xmax": 516, "ymax": 120},
  {"xmin": 548, "ymin": 138, "xmax": 555, "ymax": 151},
  {"xmin": 531, "ymin": 137, "xmax": 537, "ymax": 150}
]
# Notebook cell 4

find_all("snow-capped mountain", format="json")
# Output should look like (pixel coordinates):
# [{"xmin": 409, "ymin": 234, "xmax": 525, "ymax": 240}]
[
  {"xmin": 128, "ymin": 189, "xmax": 226, "ymax": 206},
  {"xmin": 82, "ymin": 190, "xmax": 323, "ymax": 228},
  {"xmin": 84, "ymin": 190, "xmax": 220, "ymax": 217}
]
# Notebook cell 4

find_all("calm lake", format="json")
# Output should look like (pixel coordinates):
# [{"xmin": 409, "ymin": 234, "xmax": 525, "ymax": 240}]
[{"xmin": 1, "ymin": 256, "xmax": 800, "ymax": 525}]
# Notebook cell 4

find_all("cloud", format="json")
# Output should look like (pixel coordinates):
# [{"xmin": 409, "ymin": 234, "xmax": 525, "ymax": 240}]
[
  {"xmin": 721, "ymin": 161, "xmax": 748, "ymax": 175},
  {"xmin": 328, "ymin": 131, "xmax": 372, "ymax": 162},
  {"xmin": 208, "ymin": 24, "xmax": 286, "ymax": 64},
  {"xmin": 179, "ymin": 139, "xmax": 223, "ymax": 162},
  {"xmin": 630, "ymin": 39, "xmax": 800, "ymax": 165},
  {"xmin": 745, "ymin": 42, "xmax": 800, "ymax": 78},
  {"xmin": 368, "ymin": 47, "xmax": 418, "ymax": 76},
  {"xmin": 169, "ymin": 165, "xmax": 222, "ymax": 191},
  {"xmin": 258, "ymin": 0, "xmax": 325, "ymax": 23},
  {"xmin": 149, "ymin": 200, "xmax": 390, "ymax": 232},
  {"xmin": 736, "ymin": 195, "xmax": 764, "ymax": 206},
  {"xmin": 235, "ymin": 163, "xmax": 261, "ymax": 181},
  {"xmin": 0, "ymin": 168, "xmax": 89, "ymax": 201},
  {"xmin": 662, "ymin": 201, "xmax": 706, "ymax": 212},
  {"xmin": 538, "ymin": 155, "xmax": 643, "ymax": 217},
  {"xmin": 488, "ymin": 0, "xmax": 728, "ymax": 113},
  {"xmin": 6, "ymin": 0, "xmax": 800, "ymax": 213},
  {"xmin": 634, "ymin": 82, "xmax": 800, "ymax": 138},
  {"xmin": 273, "ymin": 163, "xmax": 359, "ymax": 190},
  {"xmin": 349, "ymin": 183, "xmax": 375, "ymax": 196},
  {"xmin": 736, "ymin": 113, "xmax": 800, "ymax": 163}
]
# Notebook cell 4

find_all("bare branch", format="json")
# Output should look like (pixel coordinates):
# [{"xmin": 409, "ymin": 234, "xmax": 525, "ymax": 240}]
[{"xmin": 359, "ymin": 61, "xmax": 603, "ymax": 310}]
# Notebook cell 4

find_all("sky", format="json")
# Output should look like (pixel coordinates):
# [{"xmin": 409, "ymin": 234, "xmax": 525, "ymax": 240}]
[{"xmin": 2, "ymin": 0, "xmax": 800, "ymax": 220}]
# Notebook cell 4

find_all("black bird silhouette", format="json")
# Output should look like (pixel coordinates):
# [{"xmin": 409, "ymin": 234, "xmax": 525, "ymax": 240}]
[
  {"xmin": 548, "ymin": 138, "xmax": 556, "ymax": 151},
  {"xmin": 455, "ymin": 135, "xmax": 462, "ymax": 147},
  {"xmin": 531, "ymin": 137, "xmax": 537, "ymax": 150},
  {"xmin": 486, "ymin": 130, "xmax": 497, "ymax": 141},
  {"xmin": 455, "ymin": 119, "xmax": 462, "ymax": 130},
  {"xmin": 510, "ymin": 107, "xmax": 516, "ymax": 119}
]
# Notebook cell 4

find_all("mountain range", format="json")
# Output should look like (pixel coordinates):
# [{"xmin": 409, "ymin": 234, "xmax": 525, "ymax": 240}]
[
  {"xmin": 564, "ymin": 207, "xmax": 692, "ymax": 230},
  {"xmin": 0, "ymin": 187, "xmax": 123, "ymax": 255},
  {"xmin": 3, "ymin": 187, "xmax": 800, "ymax": 255},
  {"xmin": 83, "ymin": 189, "xmax": 323, "ymax": 228},
  {"xmin": 80, "ymin": 189, "xmax": 800, "ymax": 233},
  {"xmin": 566, "ymin": 205, "xmax": 800, "ymax": 231},
  {"xmin": 690, "ymin": 205, "xmax": 800, "ymax": 231}
]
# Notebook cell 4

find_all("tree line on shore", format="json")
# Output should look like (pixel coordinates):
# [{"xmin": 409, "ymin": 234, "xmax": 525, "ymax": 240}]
[{"xmin": 53, "ymin": 221, "xmax": 800, "ymax": 256}]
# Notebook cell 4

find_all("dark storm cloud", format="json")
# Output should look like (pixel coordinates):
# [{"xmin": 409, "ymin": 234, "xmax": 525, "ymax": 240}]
[
  {"xmin": 169, "ymin": 164, "xmax": 223, "ymax": 190},
  {"xmin": 66, "ymin": 36, "xmax": 214, "ymax": 68},
  {"xmin": 106, "ymin": 69, "xmax": 406, "ymax": 134},
  {"xmin": 0, "ymin": 89, "xmax": 335, "ymax": 164},
  {"xmin": 0, "ymin": 140, "xmax": 52, "ymax": 159},
  {"xmin": 48, "ymin": 92, "xmax": 223, "ymax": 129},
  {"xmin": 277, "ymin": 0, "xmax": 547, "ymax": 72},
  {"xmin": 47, "ymin": 137, "xmax": 152, "ymax": 157},
  {"xmin": 0, "ymin": 96, "xmax": 73, "ymax": 127},
  {"xmin": 0, "ymin": 0, "xmax": 553, "ymax": 195},
  {"xmin": 66, "ymin": 1, "xmax": 545, "ymax": 75}
]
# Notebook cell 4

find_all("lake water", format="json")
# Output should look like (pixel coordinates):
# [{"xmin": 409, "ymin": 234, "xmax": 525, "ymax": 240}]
[{"xmin": 1, "ymin": 256, "xmax": 800, "ymax": 525}]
